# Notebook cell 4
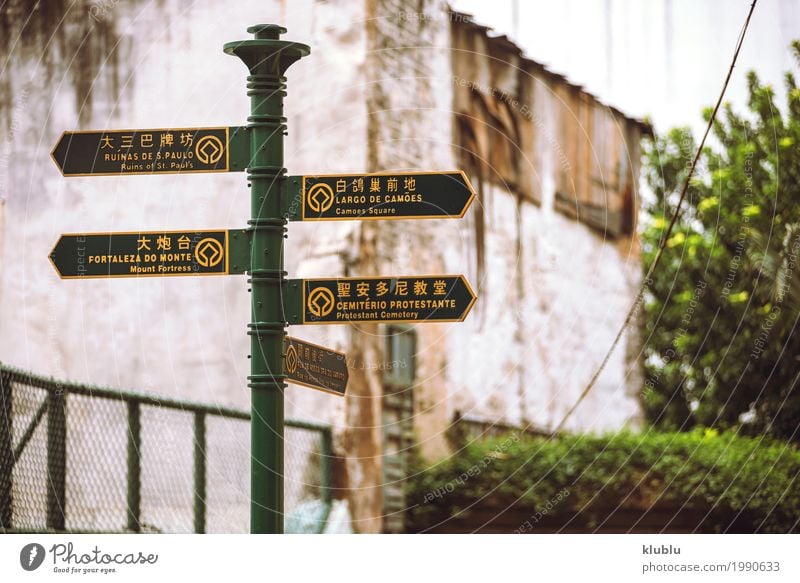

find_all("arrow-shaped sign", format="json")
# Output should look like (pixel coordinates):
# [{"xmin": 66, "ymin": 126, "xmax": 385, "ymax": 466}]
[
  {"xmin": 49, "ymin": 230, "xmax": 251, "ymax": 278},
  {"xmin": 282, "ymin": 171, "xmax": 475, "ymax": 221},
  {"xmin": 285, "ymin": 336, "xmax": 348, "ymax": 396},
  {"xmin": 51, "ymin": 127, "xmax": 249, "ymax": 176},
  {"xmin": 283, "ymin": 275, "xmax": 477, "ymax": 324}
]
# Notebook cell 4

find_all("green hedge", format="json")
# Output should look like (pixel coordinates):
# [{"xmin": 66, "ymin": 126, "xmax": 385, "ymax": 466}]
[{"xmin": 406, "ymin": 430, "xmax": 800, "ymax": 533}]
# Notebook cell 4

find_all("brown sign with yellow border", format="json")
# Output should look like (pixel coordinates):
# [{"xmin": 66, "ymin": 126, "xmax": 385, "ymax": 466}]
[
  {"xmin": 51, "ymin": 127, "xmax": 242, "ymax": 176},
  {"xmin": 285, "ymin": 275, "xmax": 477, "ymax": 325},
  {"xmin": 49, "ymin": 230, "xmax": 229, "ymax": 278},
  {"xmin": 287, "ymin": 171, "xmax": 475, "ymax": 221},
  {"xmin": 284, "ymin": 336, "xmax": 348, "ymax": 396}
]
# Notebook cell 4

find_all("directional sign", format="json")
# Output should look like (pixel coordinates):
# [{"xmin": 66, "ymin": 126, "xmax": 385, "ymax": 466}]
[
  {"xmin": 283, "ymin": 171, "xmax": 475, "ymax": 221},
  {"xmin": 284, "ymin": 275, "xmax": 477, "ymax": 324},
  {"xmin": 49, "ymin": 230, "xmax": 240, "ymax": 279},
  {"xmin": 284, "ymin": 337, "xmax": 348, "ymax": 396},
  {"xmin": 51, "ymin": 127, "xmax": 249, "ymax": 176}
]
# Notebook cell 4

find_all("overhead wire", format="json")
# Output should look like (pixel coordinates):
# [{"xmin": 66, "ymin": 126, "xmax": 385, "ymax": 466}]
[{"xmin": 554, "ymin": 0, "xmax": 760, "ymax": 433}]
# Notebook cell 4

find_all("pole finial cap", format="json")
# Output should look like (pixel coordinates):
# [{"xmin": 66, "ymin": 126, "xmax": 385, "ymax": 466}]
[{"xmin": 247, "ymin": 24, "xmax": 287, "ymax": 40}]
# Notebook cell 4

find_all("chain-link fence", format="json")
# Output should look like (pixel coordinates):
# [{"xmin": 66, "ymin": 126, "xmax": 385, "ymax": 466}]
[{"xmin": 0, "ymin": 364, "xmax": 333, "ymax": 534}]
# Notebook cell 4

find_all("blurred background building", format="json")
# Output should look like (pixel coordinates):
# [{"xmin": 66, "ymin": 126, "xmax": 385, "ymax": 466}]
[{"xmin": 0, "ymin": 0, "xmax": 795, "ymax": 533}]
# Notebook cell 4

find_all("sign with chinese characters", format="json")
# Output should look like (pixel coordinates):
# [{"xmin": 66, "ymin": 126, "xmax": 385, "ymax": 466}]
[
  {"xmin": 49, "ymin": 230, "xmax": 230, "ymax": 278},
  {"xmin": 284, "ymin": 275, "xmax": 477, "ymax": 324},
  {"xmin": 284, "ymin": 337, "xmax": 348, "ymax": 396},
  {"xmin": 51, "ymin": 127, "xmax": 247, "ymax": 176},
  {"xmin": 284, "ymin": 171, "xmax": 475, "ymax": 221}
]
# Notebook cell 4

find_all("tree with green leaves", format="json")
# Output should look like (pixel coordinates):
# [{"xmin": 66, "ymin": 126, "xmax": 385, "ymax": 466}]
[{"xmin": 642, "ymin": 41, "xmax": 800, "ymax": 442}]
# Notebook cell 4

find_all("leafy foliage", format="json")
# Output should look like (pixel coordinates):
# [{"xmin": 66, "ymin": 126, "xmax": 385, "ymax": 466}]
[
  {"xmin": 406, "ymin": 431, "xmax": 800, "ymax": 533},
  {"xmin": 641, "ymin": 41, "xmax": 800, "ymax": 440}
]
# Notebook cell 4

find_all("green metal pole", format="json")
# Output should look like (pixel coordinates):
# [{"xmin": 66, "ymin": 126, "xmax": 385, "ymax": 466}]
[
  {"xmin": 317, "ymin": 428, "xmax": 334, "ymax": 534},
  {"xmin": 46, "ymin": 389, "xmax": 66, "ymax": 531},
  {"xmin": 193, "ymin": 411, "xmax": 207, "ymax": 534},
  {"xmin": 224, "ymin": 25, "xmax": 309, "ymax": 534},
  {"xmin": 0, "ymin": 371, "xmax": 13, "ymax": 531},
  {"xmin": 126, "ymin": 400, "xmax": 141, "ymax": 533}
]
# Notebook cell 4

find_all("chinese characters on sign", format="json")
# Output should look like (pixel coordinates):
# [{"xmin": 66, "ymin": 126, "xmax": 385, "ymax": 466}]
[
  {"xmin": 288, "ymin": 275, "xmax": 477, "ymax": 324},
  {"xmin": 50, "ymin": 122, "xmax": 477, "ymax": 389},
  {"xmin": 49, "ymin": 231, "xmax": 228, "ymax": 278},
  {"xmin": 284, "ymin": 337, "xmax": 349, "ymax": 396},
  {"xmin": 48, "ymin": 26, "xmax": 476, "ymax": 537},
  {"xmin": 293, "ymin": 171, "xmax": 475, "ymax": 220},
  {"xmin": 51, "ymin": 127, "xmax": 234, "ymax": 175}
]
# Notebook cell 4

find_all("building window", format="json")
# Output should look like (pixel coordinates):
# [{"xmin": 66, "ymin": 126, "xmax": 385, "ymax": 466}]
[
  {"xmin": 381, "ymin": 326, "xmax": 416, "ymax": 533},
  {"xmin": 554, "ymin": 86, "xmax": 638, "ymax": 238},
  {"xmin": 384, "ymin": 326, "xmax": 416, "ymax": 387}
]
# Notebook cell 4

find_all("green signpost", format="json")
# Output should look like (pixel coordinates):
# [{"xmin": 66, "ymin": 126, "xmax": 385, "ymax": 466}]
[
  {"xmin": 223, "ymin": 24, "xmax": 311, "ymax": 535},
  {"xmin": 49, "ymin": 24, "xmax": 478, "ymax": 534}
]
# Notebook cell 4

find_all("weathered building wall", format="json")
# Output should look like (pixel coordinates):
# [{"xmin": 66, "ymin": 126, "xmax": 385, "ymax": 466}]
[
  {"xmin": 0, "ymin": 0, "xmax": 368, "ymax": 531},
  {"xmin": 361, "ymin": 0, "xmax": 456, "ymax": 532},
  {"xmin": 344, "ymin": 7, "xmax": 647, "ymax": 470},
  {"xmin": 0, "ymin": 2, "xmax": 371, "ymax": 403},
  {"xmin": 336, "ymin": 3, "xmax": 647, "ymax": 532},
  {"xmin": 1, "ymin": 0, "xmax": 646, "ymax": 534},
  {"xmin": 435, "ymin": 15, "xmax": 645, "ymax": 437}
]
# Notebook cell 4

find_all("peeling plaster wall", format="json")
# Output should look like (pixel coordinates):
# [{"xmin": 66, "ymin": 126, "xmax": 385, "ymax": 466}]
[
  {"xmin": 0, "ymin": 200, "xmax": 4, "ymax": 307},
  {"xmin": 363, "ymin": 0, "xmax": 455, "ymax": 531},
  {"xmin": 0, "ymin": 0, "xmax": 645, "ymax": 534},
  {"xmin": 287, "ymin": 1, "xmax": 377, "ymax": 533},
  {"xmin": 363, "ymin": 6, "xmax": 646, "ymax": 458},
  {"xmin": 0, "ymin": 0, "xmax": 369, "ymax": 408},
  {"xmin": 436, "ymin": 26, "xmax": 645, "ymax": 437},
  {"xmin": 0, "ymin": 0, "xmax": 368, "ymax": 531}
]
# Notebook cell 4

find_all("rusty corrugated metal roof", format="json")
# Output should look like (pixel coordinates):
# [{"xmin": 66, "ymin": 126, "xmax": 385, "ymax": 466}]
[{"xmin": 449, "ymin": 8, "xmax": 654, "ymax": 136}]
